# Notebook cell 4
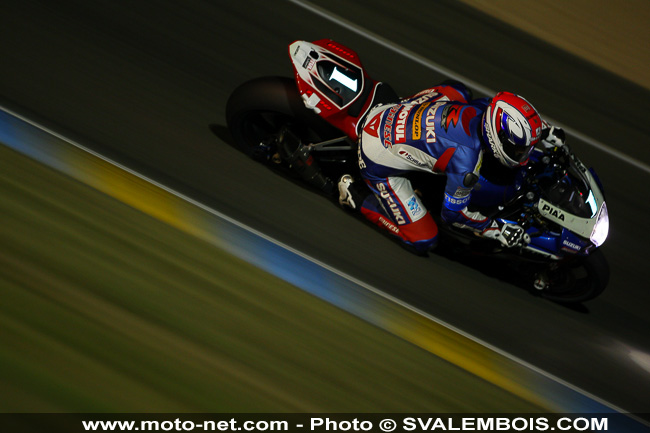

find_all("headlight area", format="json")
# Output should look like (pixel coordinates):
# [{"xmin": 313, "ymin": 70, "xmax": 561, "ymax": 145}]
[{"xmin": 590, "ymin": 202, "xmax": 609, "ymax": 247}]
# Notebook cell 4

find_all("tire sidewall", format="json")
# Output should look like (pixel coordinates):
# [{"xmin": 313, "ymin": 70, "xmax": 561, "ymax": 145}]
[{"xmin": 226, "ymin": 76, "xmax": 339, "ymax": 156}]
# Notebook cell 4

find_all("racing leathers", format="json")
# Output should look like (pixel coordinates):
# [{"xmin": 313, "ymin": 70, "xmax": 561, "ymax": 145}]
[{"xmin": 355, "ymin": 84, "xmax": 517, "ymax": 253}]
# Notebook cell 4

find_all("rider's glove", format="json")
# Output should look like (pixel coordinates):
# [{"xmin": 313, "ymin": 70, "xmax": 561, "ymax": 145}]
[
  {"xmin": 481, "ymin": 220, "xmax": 527, "ymax": 248},
  {"xmin": 541, "ymin": 121, "xmax": 566, "ymax": 149}
]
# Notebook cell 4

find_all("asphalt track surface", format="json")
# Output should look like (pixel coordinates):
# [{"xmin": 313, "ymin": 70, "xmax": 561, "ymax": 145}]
[{"xmin": 2, "ymin": 0, "xmax": 649, "ymax": 414}]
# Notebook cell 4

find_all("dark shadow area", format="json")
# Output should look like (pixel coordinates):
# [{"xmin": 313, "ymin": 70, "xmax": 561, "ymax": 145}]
[
  {"xmin": 209, "ymin": 123, "xmax": 236, "ymax": 150},
  {"xmin": 209, "ymin": 122, "xmax": 341, "ymax": 200},
  {"xmin": 433, "ymin": 241, "xmax": 591, "ymax": 312}
]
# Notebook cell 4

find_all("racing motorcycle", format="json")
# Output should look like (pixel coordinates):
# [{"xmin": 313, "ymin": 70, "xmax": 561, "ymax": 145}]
[{"xmin": 225, "ymin": 39, "xmax": 610, "ymax": 303}]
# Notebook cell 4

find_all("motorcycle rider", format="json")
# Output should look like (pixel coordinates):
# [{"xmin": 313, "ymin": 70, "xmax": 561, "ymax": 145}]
[{"xmin": 338, "ymin": 82, "xmax": 566, "ymax": 254}]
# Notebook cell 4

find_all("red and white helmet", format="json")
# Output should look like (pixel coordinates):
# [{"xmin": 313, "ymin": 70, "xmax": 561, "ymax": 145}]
[{"xmin": 482, "ymin": 92, "xmax": 543, "ymax": 167}]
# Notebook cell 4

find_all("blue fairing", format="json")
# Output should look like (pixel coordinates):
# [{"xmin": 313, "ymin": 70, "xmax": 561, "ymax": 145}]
[
  {"xmin": 560, "ymin": 229, "xmax": 592, "ymax": 256},
  {"xmin": 524, "ymin": 227, "xmax": 592, "ymax": 257},
  {"xmin": 526, "ymin": 231, "xmax": 559, "ymax": 255}
]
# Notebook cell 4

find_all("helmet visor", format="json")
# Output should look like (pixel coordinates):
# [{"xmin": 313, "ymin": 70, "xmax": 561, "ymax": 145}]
[{"xmin": 498, "ymin": 130, "xmax": 534, "ymax": 163}]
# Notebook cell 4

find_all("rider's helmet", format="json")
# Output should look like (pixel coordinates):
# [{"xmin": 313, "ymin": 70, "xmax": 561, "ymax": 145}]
[{"xmin": 482, "ymin": 92, "xmax": 543, "ymax": 167}]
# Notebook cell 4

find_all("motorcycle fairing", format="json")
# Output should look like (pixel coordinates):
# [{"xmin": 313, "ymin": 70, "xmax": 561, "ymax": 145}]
[
  {"xmin": 537, "ymin": 167, "xmax": 606, "ymax": 242},
  {"xmin": 289, "ymin": 39, "xmax": 382, "ymax": 140}
]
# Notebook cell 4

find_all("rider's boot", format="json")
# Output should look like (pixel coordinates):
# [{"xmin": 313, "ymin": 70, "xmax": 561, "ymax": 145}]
[{"xmin": 338, "ymin": 174, "xmax": 367, "ymax": 210}]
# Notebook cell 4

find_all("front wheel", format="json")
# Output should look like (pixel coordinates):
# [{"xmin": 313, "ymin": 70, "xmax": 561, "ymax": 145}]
[{"xmin": 536, "ymin": 249, "xmax": 609, "ymax": 303}]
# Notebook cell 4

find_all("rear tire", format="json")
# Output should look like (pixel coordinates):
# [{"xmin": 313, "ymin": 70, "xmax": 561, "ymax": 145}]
[{"xmin": 226, "ymin": 76, "xmax": 339, "ymax": 160}]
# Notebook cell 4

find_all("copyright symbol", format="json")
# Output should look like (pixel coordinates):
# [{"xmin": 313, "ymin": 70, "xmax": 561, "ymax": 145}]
[{"xmin": 379, "ymin": 419, "xmax": 396, "ymax": 432}]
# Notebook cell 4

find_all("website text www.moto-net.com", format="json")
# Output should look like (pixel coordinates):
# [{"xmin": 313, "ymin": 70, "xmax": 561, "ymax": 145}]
[{"xmin": 79, "ymin": 416, "xmax": 612, "ymax": 432}]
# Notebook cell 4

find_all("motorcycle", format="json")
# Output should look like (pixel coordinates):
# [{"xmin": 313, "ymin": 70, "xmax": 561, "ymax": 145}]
[{"xmin": 225, "ymin": 39, "xmax": 610, "ymax": 303}]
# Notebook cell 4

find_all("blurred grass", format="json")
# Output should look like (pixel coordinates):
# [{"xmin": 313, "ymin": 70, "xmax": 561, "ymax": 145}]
[{"xmin": 0, "ymin": 144, "xmax": 545, "ymax": 412}]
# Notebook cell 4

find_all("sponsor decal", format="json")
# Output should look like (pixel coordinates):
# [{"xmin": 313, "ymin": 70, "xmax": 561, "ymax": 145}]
[
  {"xmin": 453, "ymin": 186, "xmax": 471, "ymax": 198},
  {"xmin": 541, "ymin": 203, "xmax": 566, "ymax": 221},
  {"xmin": 562, "ymin": 239, "xmax": 581, "ymax": 251},
  {"xmin": 398, "ymin": 150, "xmax": 426, "ymax": 167},
  {"xmin": 411, "ymin": 94, "xmax": 435, "ymax": 105},
  {"xmin": 440, "ymin": 104, "xmax": 477, "ymax": 135},
  {"xmin": 363, "ymin": 113, "xmax": 382, "ymax": 138},
  {"xmin": 441, "ymin": 104, "xmax": 462, "ymax": 132},
  {"xmin": 444, "ymin": 192, "xmax": 470, "ymax": 211},
  {"xmin": 409, "ymin": 89, "xmax": 440, "ymax": 105},
  {"xmin": 382, "ymin": 105, "xmax": 400, "ymax": 149},
  {"xmin": 394, "ymin": 106, "xmax": 411, "ymax": 143},
  {"xmin": 445, "ymin": 195, "xmax": 469, "ymax": 206},
  {"xmin": 414, "ymin": 88, "xmax": 439, "ymax": 97},
  {"xmin": 406, "ymin": 195, "xmax": 422, "ymax": 217},
  {"xmin": 376, "ymin": 182, "xmax": 406, "ymax": 224},
  {"xmin": 378, "ymin": 216, "xmax": 400, "ymax": 234},
  {"xmin": 412, "ymin": 102, "xmax": 430, "ymax": 140},
  {"xmin": 425, "ymin": 103, "xmax": 443, "ymax": 144}
]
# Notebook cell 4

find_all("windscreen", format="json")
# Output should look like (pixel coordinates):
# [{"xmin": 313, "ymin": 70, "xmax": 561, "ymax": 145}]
[{"xmin": 539, "ymin": 157, "xmax": 597, "ymax": 218}]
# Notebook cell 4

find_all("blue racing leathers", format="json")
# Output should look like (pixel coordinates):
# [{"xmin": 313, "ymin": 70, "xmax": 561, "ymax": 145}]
[{"xmin": 357, "ymin": 84, "xmax": 498, "ymax": 250}]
